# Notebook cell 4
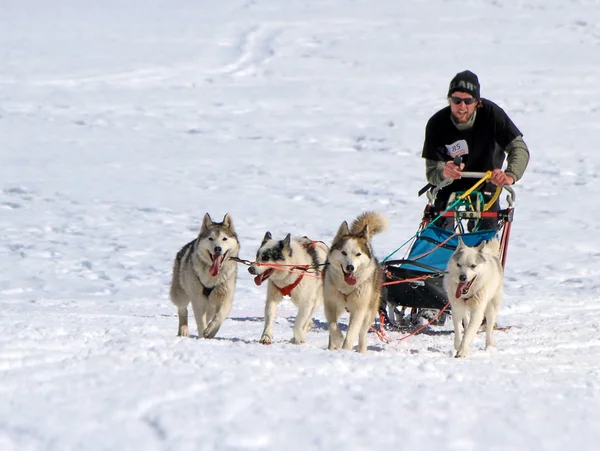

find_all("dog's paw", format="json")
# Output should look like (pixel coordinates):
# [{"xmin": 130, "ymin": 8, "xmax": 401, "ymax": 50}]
[
  {"xmin": 485, "ymin": 344, "xmax": 498, "ymax": 354},
  {"xmin": 178, "ymin": 325, "xmax": 189, "ymax": 337},
  {"xmin": 290, "ymin": 337, "xmax": 305, "ymax": 345},
  {"xmin": 259, "ymin": 334, "xmax": 273, "ymax": 345},
  {"xmin": 202, "ymin": 324, "xmax": 218, "ymax": 339},
  {"xmin": 454, "ymin": 350, "xmax": 469, "ymax": 358},
  {"xmin": 327, "ymin": 340, "xmax": 341, "ymax": 350},
  {"xmin": 341, "ymin": 341, "xmax": 354, "ymax": 351}
]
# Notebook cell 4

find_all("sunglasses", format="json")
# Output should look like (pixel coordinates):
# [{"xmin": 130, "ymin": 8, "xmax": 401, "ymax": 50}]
[{"xmin": 450, "ymin": 96, "xmax": 478, "ymax": 105}]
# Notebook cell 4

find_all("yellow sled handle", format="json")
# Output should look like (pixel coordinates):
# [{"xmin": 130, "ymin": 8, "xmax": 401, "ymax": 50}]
[{"xmin": 428, "ymin": 171, "xmax": 516, "ymax": 208}]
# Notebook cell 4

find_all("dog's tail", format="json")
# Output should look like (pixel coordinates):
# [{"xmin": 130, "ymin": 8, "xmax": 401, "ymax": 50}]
[
  {"xmin": 350, "ymin": 211, "xmax": 388, "ymax": 237},
  {"xmin": 483, "ymin": 237, "xmax": 501, "ymax": 257}
]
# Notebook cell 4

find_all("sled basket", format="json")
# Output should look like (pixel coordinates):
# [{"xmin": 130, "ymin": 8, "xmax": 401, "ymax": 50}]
[{"xmin": 383, "ymin": 226, "xmax": 498, "ymax": 310}]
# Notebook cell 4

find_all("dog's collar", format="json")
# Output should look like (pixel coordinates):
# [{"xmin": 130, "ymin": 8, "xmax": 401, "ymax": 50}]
[
  {"xmin": 194, "ymin": 273, "xmax": 215, "ymax": 298},
  {"xmin": 275, "ymin": 273, "xmax": 305, "ymax": 297},
  {"xmin": 202, "ymin": 284, "xmax": 215, "ymax": 298}
]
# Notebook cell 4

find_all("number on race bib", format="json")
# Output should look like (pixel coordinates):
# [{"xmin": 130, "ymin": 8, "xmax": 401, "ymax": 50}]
[{"xmin": 445, "ymin": 140, "xmax": 469, "ymax": 158}]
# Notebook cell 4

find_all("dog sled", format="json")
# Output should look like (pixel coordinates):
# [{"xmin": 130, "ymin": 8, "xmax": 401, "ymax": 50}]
[{"xmin": 380, "ymin": 171, "xmax": 515, "ymax": 328}]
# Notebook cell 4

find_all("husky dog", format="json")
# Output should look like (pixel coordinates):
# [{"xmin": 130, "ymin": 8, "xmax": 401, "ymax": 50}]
[
  {"xmin": 249, "ymin": 233, "xmax": 328, "ymax": 345},
  {"xmin": 323, "ymin": 212, "xmax": 388, "ymax": 353},
  {"xmin": 444, "ymin": 237, "xmax": 503, "ymax": 358},
  {"xmin": 169, "ymin": 213, "xmax": 240, "ymax": 338}
]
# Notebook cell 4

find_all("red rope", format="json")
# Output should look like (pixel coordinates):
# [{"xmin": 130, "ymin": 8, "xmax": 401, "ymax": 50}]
[{"xmin": 370, "ymin": 301, "xmax": 450, "ymax": 343}]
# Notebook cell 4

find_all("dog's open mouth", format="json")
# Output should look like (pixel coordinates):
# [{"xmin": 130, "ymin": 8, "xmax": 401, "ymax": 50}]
[
  {"xmin": 253, "ymin": 268, "xmax": 274, "ymax": 286},
  {"xmin": 209, "ymin": 251, "xmax": 229, "ymax": 277},
  {"xmin": 342, "ymin": 266, "xmax": 357, "ymax": 286},
  {"xmin": 456, "ymin": 276, "xmax": 476, "ymax": 299}
]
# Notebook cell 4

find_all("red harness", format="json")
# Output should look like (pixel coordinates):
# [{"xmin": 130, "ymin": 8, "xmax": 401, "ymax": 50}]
[
  {"xmin": 274, "ymin": 239, "xmax": 321, "ymax": 296},
  {"xmin": 275, "ymin": 272, "xmax": 305, "ymax": 297}
]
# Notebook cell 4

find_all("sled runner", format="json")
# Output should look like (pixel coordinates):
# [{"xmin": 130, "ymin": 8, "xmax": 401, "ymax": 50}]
[{"xmin": 380, "ymin": 172, "xmax": 515, "ymax": 327}]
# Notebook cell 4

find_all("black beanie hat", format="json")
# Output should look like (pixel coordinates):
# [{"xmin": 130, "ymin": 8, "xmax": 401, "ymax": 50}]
[{"xmin": 448, "ymin": 70, "xmax": 480, "ymax": 99}]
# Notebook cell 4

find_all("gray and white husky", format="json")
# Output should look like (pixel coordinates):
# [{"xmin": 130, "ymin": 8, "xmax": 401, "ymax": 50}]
[
  {"xmin": 444, "ymin": 237, "xmax": 503, "ymax": 358},
  {"xmin": 169, "ymin": 213, "xmax": 240, "ymax": 338},
  {"xmin": 323, "ymin": 212, "xmax": 388, "ymax": 353},
  {"xmin": 249, "ymin": 233, "xmax": 328, "ymax": 345}
]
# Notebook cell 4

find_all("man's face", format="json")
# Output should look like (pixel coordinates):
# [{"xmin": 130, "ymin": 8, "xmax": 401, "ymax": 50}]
[{"xmin": 449, "ymin": 92, "xmax": 478, "ymax": 124}]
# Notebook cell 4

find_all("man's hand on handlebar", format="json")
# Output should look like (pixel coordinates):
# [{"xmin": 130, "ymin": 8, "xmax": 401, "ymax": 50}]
[
  {"xmin": 491, "ymin": 169, "xmax": 514, "ymax": 186},
  {"xmin": 443, "ymin": 161, "xmax": 465, "ymax": 179}
]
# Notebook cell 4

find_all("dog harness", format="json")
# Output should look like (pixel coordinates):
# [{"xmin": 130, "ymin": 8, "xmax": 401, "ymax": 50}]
[
  {"xmin": 194, "ymin": 273, "xmax": 215, "ymax": 298},
  {"xmin": 272, "ymin": 239, "xmax": 325, "ymax": 297},
  {"xmin": 275, "ymin": 272, "xmax": 305, "ymax": 297},
  {"xmin": 201, "ymin": 283, "xmax": 215, "ymax": 298}
]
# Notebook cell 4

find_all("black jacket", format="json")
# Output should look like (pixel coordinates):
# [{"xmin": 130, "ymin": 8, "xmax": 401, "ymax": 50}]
[{"xmin": 422, "ymin": 99, "xmax": 523, "ymax": 201}]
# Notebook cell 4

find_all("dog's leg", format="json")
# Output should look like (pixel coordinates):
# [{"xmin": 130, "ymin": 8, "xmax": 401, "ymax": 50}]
[
  {"xmin": 190, "ymin": 297, "xmax": 207, "ymax": 338},
  {"xmin": 450, "ymin": 301, "xmax": 466, "ymax": 352},
  {"xmin": 484, "ymin": 300, "xmax": 499, "ymax": 350},
  {"xmin": 203, "ymin": 294, "xmax": 233, "ymax": 339},
  {"xmin": 464, "ymin": 309, "xmax": 471, "ymax": 329},
  {"xmin": 291, "ymin": 300, "xmax": 312, "ymax": 344},
  {"xmin": 205, "ymin": 303, "xmax": 217, "ymax": 322},
  {"xmin": 170, "ymin": 271, "xmax": 190, "ymax": 337},
  {"xmin": 343, "ymin": 308, "xmax": 366, "ymax": 351},
  {"xmin": 303, "ymin": 301, "xmax": 318, "ymax": 335},
  {"xmin": 170, "ymin": 291, "xmax": 190, "ymax": 337},
  {"xmin": 203, "ymin": 303, "xmax": 217, "ymax": 336},
  {"xmin": 177, "ymin": 307, "xmax": 189, "ymax": 337},
  {"xmin": 324, "ymin": 301, "xmax": 344, "ymax": 350},
  {"xmin": 357, "ymin": 311, "xmax": 375, "ymax": 353},
  {"xmin": 456, "ymin": 302, "xmax": 485, "ymax": 358},
  {"xmin": 260, "ymin": 285, "xmax": 282, "ymax": 345}
]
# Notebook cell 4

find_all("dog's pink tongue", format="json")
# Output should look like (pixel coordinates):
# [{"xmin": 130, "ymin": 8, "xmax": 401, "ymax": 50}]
[
  {"xmin": 456, "ymin": 283, "xmax": 468, "ymax": 298},
  {"xmin": 209, "ymin": 255, "xmax": 224, "ymax": 277},
  {"xmin": 344, "ymin": 273, "xmax": 357, "ymax": 286},
  {"xmin": 254, "ymin": 274, "xmax": 264, "ymax": 286}
]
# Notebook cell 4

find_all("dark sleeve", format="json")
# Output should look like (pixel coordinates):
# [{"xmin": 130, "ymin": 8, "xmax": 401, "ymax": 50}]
[
  {"xmin": 421, "ymin": 114, "xmax": 448, "ymax": 161},
  {"xmin": 489, "ymin": 101, "xmax": 522, "ymax": 148}
]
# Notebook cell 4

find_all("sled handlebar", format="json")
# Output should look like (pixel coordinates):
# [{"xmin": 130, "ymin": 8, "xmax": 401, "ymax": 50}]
[{"xmin": 428, "ymin": 172, "xmax": 516, "ymax": 207}]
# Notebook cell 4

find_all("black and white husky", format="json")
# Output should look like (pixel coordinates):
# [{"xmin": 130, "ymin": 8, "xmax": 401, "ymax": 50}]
[{"xmin": 249, "ymin": 233, "xmax": 327, "ymax": 345}]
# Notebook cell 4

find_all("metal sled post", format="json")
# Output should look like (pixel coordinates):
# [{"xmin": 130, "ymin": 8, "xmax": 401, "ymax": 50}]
[{"xmin": 498, "ymin": 185, "xmax": 515, "ymax": 269}]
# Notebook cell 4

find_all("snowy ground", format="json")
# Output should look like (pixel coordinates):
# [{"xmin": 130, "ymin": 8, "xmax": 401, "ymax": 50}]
[{"xmin": 1, "ymin": 0, "xmax": 600, "ymax": 450}]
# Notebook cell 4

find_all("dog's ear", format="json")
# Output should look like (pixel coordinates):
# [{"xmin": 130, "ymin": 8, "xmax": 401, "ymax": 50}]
[
  {"xmin": 356, "ymin": 224, "xmax": 369, "ymax": 240},
  {"xmin": 200, "ymin": 213, "xmax": 213, "ymax": 234},
  {"xmin": 456, "ymin": 236, "xmax": 466, "ymax": 248},
  {"xmin": 281, "ymin": 233, "xmax": 292, "ymax": 250},
  {"xmin": 333, "ymin": 221, "xmax": 349, "ymax": 245},
  {"xmin": 261, "ymin": 231, "xmax": 272, "ymax": 245},
  {"xmin": 222, "ymin": 213, "xmax": 235, "ymax": 233},
  {"xmin": 476, "ymin": 240, "xmax": 488, "ymax": 252}
]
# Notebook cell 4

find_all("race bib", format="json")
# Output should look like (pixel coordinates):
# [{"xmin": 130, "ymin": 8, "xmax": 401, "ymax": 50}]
[{"xmin": 445, "ymin": 140, "xmax": 469, "ymax": 158}]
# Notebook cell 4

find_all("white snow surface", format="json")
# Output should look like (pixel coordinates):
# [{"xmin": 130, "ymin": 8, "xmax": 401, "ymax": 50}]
[{"xmin": 1, "ymin": 0, "xmax": 600, "ymax": 450}]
